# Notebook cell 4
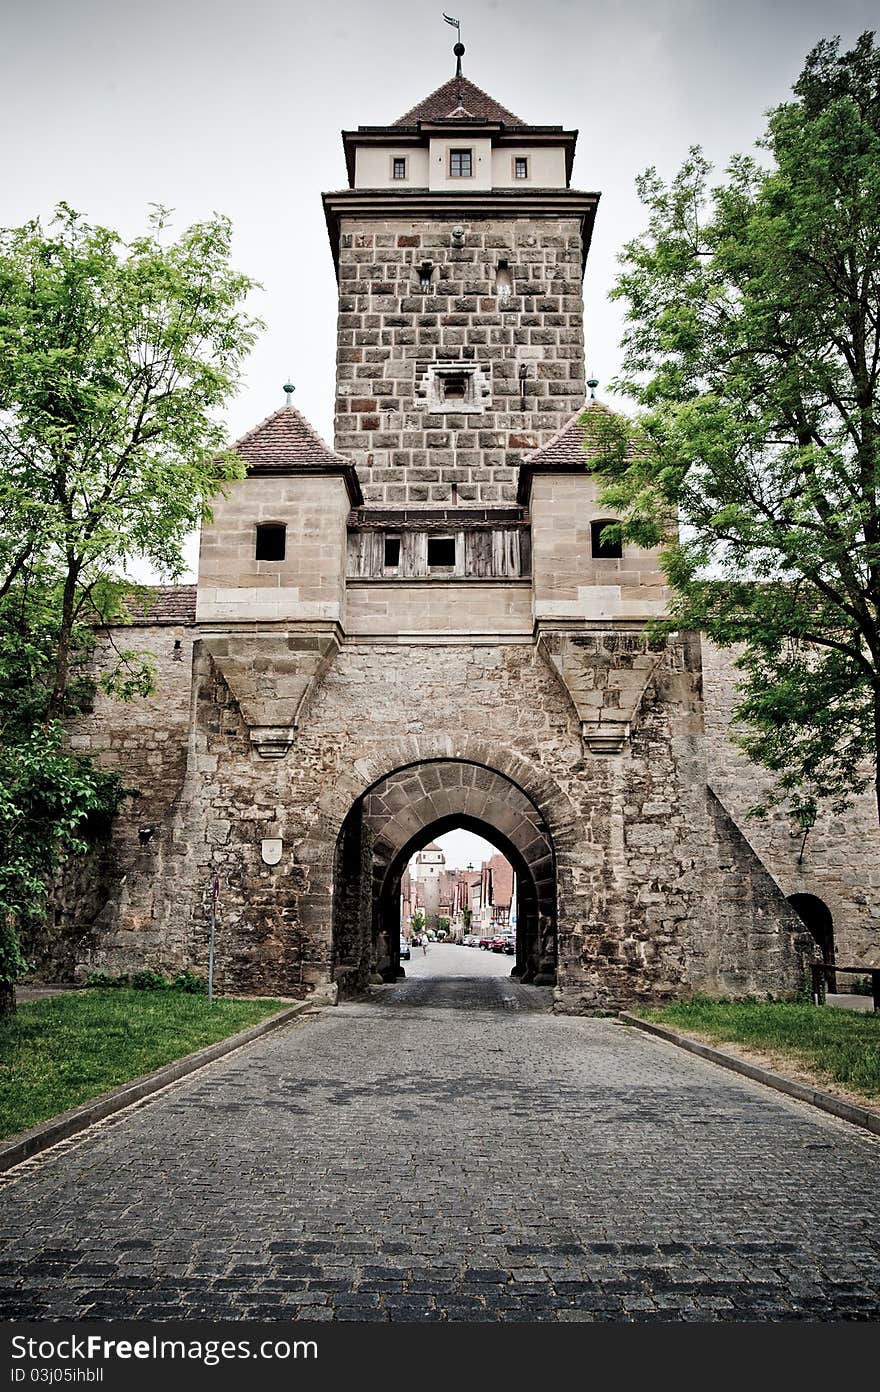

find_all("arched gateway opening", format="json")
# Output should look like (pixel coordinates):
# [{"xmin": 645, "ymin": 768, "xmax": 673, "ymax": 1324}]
[
  {"xmin": 331, "ymin": 760, "xmax": 557, "ymax": 995},
  {"xmin": 788, "ymin": 893, "xmax": 836, "ymax": 991}
]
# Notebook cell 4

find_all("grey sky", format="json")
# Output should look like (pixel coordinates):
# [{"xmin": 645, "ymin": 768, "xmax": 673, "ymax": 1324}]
[{"xmin": 3, "ymin": 0, "xmax": 875, "ymax": 578}]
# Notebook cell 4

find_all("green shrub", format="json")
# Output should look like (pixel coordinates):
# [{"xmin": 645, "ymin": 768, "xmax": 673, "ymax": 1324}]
[
  {"xmin": 171, "ymin": 969, "xmax": 207, "ymax": 994},
  {"xmin": 85, "ymin": 968, "xmax": 206, "ymax": 993},
  {"xmin": 128, "ymin": 969, "xmax": 169, "ymax": 991}
]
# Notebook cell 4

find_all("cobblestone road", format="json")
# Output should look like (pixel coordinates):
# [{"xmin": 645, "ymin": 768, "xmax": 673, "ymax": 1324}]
[{"xmin": 2, "ymin": 946, "xmax": 879, "ymax": 1322}]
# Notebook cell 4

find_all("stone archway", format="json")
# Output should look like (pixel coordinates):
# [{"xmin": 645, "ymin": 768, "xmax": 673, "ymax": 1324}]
[
  {"xmin": 331, "ymin": 758, "xmax": 558, "ymax": 994},
  {"xmin": 788, "ymin": 893, "xmax": 835, "ymax": 991}
]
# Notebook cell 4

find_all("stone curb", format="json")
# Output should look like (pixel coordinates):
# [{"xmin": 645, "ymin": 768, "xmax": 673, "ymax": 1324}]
[
  {"xmin": 619, "ymin": 1012, "xmax": 880, "ymax": 1139},
  {"xmin": 0, "ymin": 1000, "xmax": 319, "ymax": 1174}
]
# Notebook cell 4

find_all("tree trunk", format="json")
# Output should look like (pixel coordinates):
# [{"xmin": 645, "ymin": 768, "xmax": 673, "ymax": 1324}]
[
  {"xmin": 0, "ymin": 981, "xmax": 16, "ymax": 1016},
  {"xmin": 875, "ymin": 683, "xmax": 880, "ymax": 830},
  {"xmin": 47, "ymin": 564, "xmax": 79, "ymax": 720}
]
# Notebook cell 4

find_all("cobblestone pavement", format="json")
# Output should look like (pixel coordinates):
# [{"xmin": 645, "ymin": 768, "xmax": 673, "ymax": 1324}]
[{"xmin": 2, "ymin": 946, "xmax": 879, "ymax": 1322}]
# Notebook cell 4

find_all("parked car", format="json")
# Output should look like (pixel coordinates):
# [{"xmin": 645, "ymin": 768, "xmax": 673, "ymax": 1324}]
[
  {"xmin": 399, "ymin": 937, "xmax": 411, "ymax": 960},
  {"xmin": 478, "ymin": 936, "xmax": 493, "ymax": 950}
]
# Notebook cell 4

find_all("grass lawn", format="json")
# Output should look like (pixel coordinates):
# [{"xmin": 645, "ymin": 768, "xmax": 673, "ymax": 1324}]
[
  {"xmin": 0, "ymin": 989, "xmax": 288, "ymax": 1140},
  {"xmin": 636, "ymin": 998, "xmax": 880, "ymax": 1103}
]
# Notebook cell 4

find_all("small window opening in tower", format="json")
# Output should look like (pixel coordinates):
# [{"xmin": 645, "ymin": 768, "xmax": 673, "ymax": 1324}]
[
  {"xmin": 449, "ymin": 148, "xmax": 472, "ymax": 178},
  {"xmin": 427, "ymin": 536, "xmax": 456, "ymax": 568},
  {"xmin": 514, "ymin": 157, "xmax": 529, "ymax": 180},
  {"xmin": 384, "ymin": 536, "xmax": 401, "ymax": 570},
  {"xmin": 255, "ymin": 522, "xmax": 286, "ymax": 561},
  {"xmin": 590, "ymin": 520, "xmax": 622, "ymax": 560},
  {"xmin": 495, "ymin": 260, "xmax": 512, "ymax": 306},
  {"xmin": 392, "ymin": 157, "xmax": 407, "ymax": 180},
  {"xmin": 418, "ymin": 261, "xmax": 434, "ymax": 292},
  {"xmin": 443, "ymin": 372, "xmax": 468, "ymax": 402}
]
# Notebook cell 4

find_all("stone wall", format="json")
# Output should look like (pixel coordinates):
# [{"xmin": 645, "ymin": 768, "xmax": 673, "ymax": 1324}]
[
  {"xmin": 703, "ymin": 641, "xmax": 880, "ymax": 968},
  {"xmin": 26, "ymin": 621, "xmax": 197, "ymax": 981},
  {"xmin": 197, "ymin": 475, "xmax": 350, "ymax": 625},
  {"xmin": 333, "ymin": 216, "xmax": 586, "ymax": 504},
  {"xmin": 529, "ymin": 474, "xmax": 667, "ymax": 623},
  {"xmin": 46, "ymin": 623, "xmax": 810, "ymax": 1011}
]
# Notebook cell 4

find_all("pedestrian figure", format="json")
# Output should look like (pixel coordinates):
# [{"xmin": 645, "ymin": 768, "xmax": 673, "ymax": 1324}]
[{"xmin": 421, "ymin": 937, "xmax": 428, "ymax": 956}]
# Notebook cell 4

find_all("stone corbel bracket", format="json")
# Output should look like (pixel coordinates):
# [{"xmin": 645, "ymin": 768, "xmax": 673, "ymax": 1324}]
[
  {"xmin": 537, "ymin": 632, "xmax": 666, "ymax": 754},
  {"xmin": 203, "ymin": 632, "xmax": 340, "ymax": 759}
]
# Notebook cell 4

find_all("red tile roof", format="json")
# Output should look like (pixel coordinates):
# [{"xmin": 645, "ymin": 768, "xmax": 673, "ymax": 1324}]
[
  {"xmin": 231, "ymin": 406, "xmax": 352, "ymax": 473},
  {"xmin": 521, "ymin": 402, "xmax": 618, "ymax": 467},
  {"xmin": 517, "ymin": 403, "xmax": 633, "ymax": 503},
  {"xmin": 394, "ymin": 76, "xmax": 522, "ymax": 126},
  {"xmin": 117, "ymin": 585, "xmax": 197, "ymax": 625}
]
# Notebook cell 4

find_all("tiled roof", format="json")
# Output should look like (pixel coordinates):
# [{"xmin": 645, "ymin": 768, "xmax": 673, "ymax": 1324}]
[
  {"xmin": 118, "ymin": 585, "xmax": 197, "ymax": 625},
  {"xmin": 394, "ymin": 76, "xmax": 522, "ymax": 126},
  {"xmin": 518, "ymin": 403, "xmax": 634, "ymax": 503},
  {"xmin": 521, "ymin": 402, "xmax": 619, "ymax": 468},
  {"xmin": 231, "ymin": 406, "xmax": 353, "ymax": 474}
]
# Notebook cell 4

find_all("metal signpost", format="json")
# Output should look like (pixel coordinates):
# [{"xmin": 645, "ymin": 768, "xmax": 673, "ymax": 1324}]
[{"xmin": 208, "ymin": 874, "xmax": 220, "ymax": 1003}]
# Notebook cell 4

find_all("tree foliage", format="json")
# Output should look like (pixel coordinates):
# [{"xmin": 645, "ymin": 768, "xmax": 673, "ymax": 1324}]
[
  {"xmin": 0, "ymin": 206, "xmax": 261, "ymax": 1008},
  {"xmin": 588, "ymin": 32, "xmax": 880, "ymax": 826}
]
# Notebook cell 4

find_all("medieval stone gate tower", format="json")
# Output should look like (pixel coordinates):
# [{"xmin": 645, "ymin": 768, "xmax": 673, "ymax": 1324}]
[{"xmin": 49, "ymin": 62, "xmax": 835, "ymax": 1011}]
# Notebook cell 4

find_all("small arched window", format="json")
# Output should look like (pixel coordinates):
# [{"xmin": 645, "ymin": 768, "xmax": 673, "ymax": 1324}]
[
  {"xmin": 590, "ymin": 519, "xmax": 622, "ymax": 560},
  {"xmin": 255, "ymin": 522, "xmax": 286, "ymax": 561}
]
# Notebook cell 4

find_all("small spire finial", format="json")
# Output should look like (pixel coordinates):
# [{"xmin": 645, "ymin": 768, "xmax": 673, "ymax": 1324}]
[
  {"xmin": 283, "ymin": 380, "xmax": 295, "ymax": 409},
  {"xmin": 587, "ymin": 373, "xmax": 599, "ymax": 401},
  {"xmin": 443, "ymin": 13, "xmax": 464, "ymax": 78}
]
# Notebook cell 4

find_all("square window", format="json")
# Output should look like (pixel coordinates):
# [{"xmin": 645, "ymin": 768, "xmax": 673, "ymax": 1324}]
[
  {"xmin": 384, "ymin": 536, "xmax": 401, "ymax": 569},
  {"xmin": 427, "ymin": 536, "xmax": 456, "ymax": 568},
  {"xmin": 449, "ymin": 148, "xmax": 472, "ymax": 178},
  {"xmin": 442, "ymin": 372, "xmax": 468, "ymax": 402},
  {"xmin": 255, "ymin": 523, "xmax": 286, "ymax": 561},
  {"xmin": 392, "ymin": 157, "xmax": 407, "ymax": 180},
  {"xmin": 514, "ymin": 157, "xmax": 528, "ymax": 179},
  {"xmin": 590, "ymin": 520, "xmax": 622, "ymax": 560}
]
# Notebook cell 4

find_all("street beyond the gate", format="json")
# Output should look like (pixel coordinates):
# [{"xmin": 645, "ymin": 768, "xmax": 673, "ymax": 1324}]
[{"xmin": 1, "ymin": 944, "xmax": 879, "ymax": 1321}]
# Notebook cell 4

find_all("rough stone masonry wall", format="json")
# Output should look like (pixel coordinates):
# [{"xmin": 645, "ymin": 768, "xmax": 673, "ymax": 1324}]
[
  {"xmin": 333, "ymin": 216, "xmax": 586, "ymax": 505},
  {"xmin": 25, "ymin": 623, "xmax": 198, "ymax": 981},
  {"xmin": 54, "ymin": 627, "xmax": 809, "ymax": 1009},
  {"xmin": 702, "ymin": 641, "xmax": 880, "ymax": 968}
]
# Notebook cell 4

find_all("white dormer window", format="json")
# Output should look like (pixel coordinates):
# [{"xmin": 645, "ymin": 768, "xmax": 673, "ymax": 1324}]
[
  {"xmin": 513, "ymin": 156, "xmax": 529, "ymax": 180},
  {"xmin": 392, "ymin": 156, "xmax": 407, "ymax": 180},
  {"xmin": 449, "ymin": 148, "xmax": 473, "ymax": 178}
]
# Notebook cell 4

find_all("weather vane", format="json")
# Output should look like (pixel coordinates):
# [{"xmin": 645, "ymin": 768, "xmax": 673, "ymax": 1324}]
[{"xmin": 443, "ymin": 13, "xmax": 465, "ymax": 78}]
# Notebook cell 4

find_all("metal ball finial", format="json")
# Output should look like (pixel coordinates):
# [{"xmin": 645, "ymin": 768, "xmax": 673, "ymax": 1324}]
[
  {"xmin": 453, "ymin": 41, "xmax": 465, "ymax": 57},
  {"xmin": 283, "ymin": 381, "xmax": 295, "ymax": 408},
  {"xmin": 587, "ymin": 374, "xmax": 599, "ymax": 400}
]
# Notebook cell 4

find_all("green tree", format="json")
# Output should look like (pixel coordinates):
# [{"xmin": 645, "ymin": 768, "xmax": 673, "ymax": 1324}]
[
  {"xmin": 0, "ymin": 205, "xmax": 261, "ymax": 1011},
  {"xmin": 0, "ymin": 203, "xmax": 261, "ymax": 713},
  {"xmin": 589, "ymin": 32, "xmax": 880, "ymax": 827},
  {"xmin": 410, "ymin": 911, "xmax": 426, "ymax": 938}
]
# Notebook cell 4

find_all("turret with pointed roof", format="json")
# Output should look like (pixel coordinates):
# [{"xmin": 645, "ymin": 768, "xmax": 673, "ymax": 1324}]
[
  {"xmin": 323, "ymin": 56, "xmax": 599, "ymax": 507},
  {"xmin": 196, "ymin": 395, "xmax": 358, "ymax": 628}
]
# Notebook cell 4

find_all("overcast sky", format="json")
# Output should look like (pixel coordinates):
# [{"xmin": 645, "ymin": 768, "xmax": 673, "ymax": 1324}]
[{"xmin": 3, "ymin": 0, "xmax": 876, "ymax": 579}]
